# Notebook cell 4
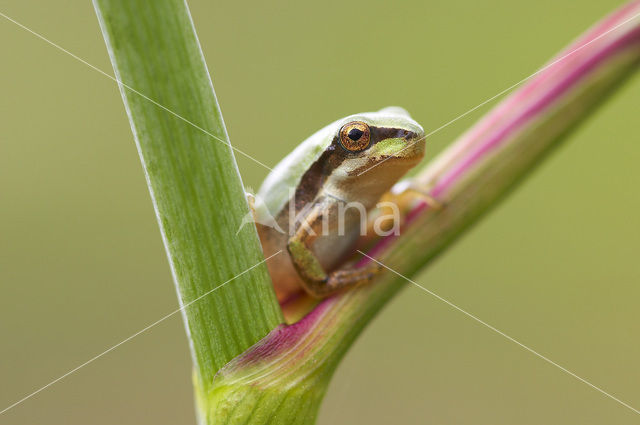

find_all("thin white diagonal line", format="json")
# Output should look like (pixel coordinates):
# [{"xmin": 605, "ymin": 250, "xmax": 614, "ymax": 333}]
[
  {"xmin": 0, "ymin": 250, "xmax": 282, "ymax": 416},
  {"xmin": 358, "ymin": 251, "xmax": 640, "ymax": 415},
  {"xmin": 0, "ymin": 11, "xmax": 273, "ymax": 172},
  {"xmin": 3, "ymin": 3, "xmax": 639, "ymax": 416},
  {"xmin": 357, "ymin": 10, "xmax": 640, "ymax": 177}
]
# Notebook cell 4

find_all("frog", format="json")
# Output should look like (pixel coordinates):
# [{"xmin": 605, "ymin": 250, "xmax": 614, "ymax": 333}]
[{"xmin": 250, "ymin": 107, "xmax": 428, "ymax": 301}]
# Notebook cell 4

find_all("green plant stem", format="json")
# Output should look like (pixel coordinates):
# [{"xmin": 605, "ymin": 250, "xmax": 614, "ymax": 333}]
[{"xmin": 93, "ymin": 0, "xmax": 283, "ymax": 397}]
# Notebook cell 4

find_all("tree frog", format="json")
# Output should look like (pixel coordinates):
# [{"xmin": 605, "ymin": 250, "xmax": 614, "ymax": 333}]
[{"xmin": 251, "ymin": 107, "xmax": 426, "ymax": 301}]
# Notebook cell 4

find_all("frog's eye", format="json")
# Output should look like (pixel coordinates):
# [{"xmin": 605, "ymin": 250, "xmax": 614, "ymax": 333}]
[{"xmin": 339, "ymin": 122, "xmax": 371, "ymax": 152}]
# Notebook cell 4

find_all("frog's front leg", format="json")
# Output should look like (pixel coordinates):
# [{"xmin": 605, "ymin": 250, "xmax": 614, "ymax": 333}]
[
  {"xmin": 358, "ymin": 180, "xmax": 446, "ymax": 247},
  {"xmin": 286, "ymin": 206, "xmax": 382, "ymax": 298},
  {"xmin": 389, "ymin": 180, "xmax": 444, "ymax": 211}
]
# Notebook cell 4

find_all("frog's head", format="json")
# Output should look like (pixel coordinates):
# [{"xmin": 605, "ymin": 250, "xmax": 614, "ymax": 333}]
[
  {"xmin": 257, "ymin": 107, "xmax": 426, "ymax": 216},
  {"xmin": 323, "ymin": 106, "xmax": 425, "ymax": 205}
]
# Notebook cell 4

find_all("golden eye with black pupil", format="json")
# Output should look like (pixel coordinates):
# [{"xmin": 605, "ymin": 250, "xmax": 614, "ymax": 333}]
[{"xmin": 339, "ymin": 121, "xmax": 370, "ymax": 152}]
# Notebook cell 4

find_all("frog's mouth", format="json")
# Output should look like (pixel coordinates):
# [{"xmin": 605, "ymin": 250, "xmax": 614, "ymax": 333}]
[
  {"xmin": 347, "ymin": 136, "xmax": 425, "ymax": 178},
  {"xmin": 370, "ymin": 133, "xmax": 425, "ymax": 160}
]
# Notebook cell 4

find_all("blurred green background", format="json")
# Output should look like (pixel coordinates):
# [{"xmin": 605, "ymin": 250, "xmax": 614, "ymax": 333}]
[{"xmin": 1, "ymin": 0, "xmax": 638, "ymax": 424}]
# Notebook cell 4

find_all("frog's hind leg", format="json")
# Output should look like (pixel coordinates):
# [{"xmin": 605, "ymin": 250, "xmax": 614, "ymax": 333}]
[
  {"xmin": 323, "ymin": 263, "xmax": 382, "ymax": 295},
  {"xmin": 286, "ymin": 204, "xmax": 382, "ymax": 298}
]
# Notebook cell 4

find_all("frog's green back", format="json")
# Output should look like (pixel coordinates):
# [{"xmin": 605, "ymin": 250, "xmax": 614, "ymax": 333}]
[
  {"xmin": 257, "ymin": 121, "xmax": 333, "ymax": 215},
  {"xmin": 257, "ymin": 107, "xmax": 418, "ymax": 216}
]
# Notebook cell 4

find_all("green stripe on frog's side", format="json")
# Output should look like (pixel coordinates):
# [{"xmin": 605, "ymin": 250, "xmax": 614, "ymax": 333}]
[{"xmin": 253, "ymin": 107, "xmax": 426, "ymax": 302}]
